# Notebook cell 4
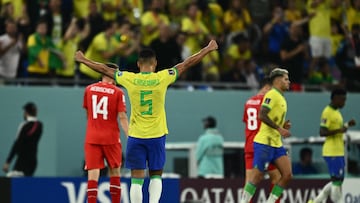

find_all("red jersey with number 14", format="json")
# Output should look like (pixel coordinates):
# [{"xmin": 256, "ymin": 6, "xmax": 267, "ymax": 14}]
[
  {"xmin": 83, "ymin": 82, "xmax": 126, "ymax": 145},
  {"xmin": 242, "ymin": 94, "xmax": 264, "ymax": 153}
]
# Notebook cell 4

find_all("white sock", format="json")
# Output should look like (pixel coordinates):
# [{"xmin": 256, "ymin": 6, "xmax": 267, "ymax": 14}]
[
  {"xmin": 266, "ymin": 194, "xmax": 279, "ymax": 203},
  {"xmin": 130, "ymin": 183, "xmax": 143, "ymax": 203},
  {"xmin": 149, "ymin": 176, "xmax": 162, "ymax": 203},
  {"xmin": 330, "ymin": 184, "xmax": 342, "ymax": 202},
  {"xmin": 314, "ymin": 182, "xmax": 332, "ymax": 203},
  {"xmin": 240, "ymin": 190, "xmax": 252, "ymax": 203}
]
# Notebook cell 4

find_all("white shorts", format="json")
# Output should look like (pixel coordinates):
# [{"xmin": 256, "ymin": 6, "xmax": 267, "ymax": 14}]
[{"xmin": 309, "ymin": 36, "xmax": 332, "ymax": 58}]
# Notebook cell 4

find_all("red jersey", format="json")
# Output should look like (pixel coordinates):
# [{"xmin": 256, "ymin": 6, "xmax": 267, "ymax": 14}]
[
  {"xmin": 83, "ymin": 82, "xmax": 126, "ymax": 145},
  {"xmin": 242, "ymin": 94, "xmax": 264, "ymax": 153}
]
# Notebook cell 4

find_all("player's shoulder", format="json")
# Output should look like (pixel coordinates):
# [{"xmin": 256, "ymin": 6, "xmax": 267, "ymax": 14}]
[{"xmin": 245, "ymin": 94, "xmax": 263, "ymax": 105}]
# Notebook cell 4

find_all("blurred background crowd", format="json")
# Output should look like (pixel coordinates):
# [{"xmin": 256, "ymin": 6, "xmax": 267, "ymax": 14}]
[{"xmin": 0, "ymin": 0, "xmax": 360, "ymax": 91}]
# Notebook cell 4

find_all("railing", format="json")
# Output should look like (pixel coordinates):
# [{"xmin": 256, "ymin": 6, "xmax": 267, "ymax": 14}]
[{"xmin": 0, "ymin": 77, "xmax": 328, "ymax": 92}]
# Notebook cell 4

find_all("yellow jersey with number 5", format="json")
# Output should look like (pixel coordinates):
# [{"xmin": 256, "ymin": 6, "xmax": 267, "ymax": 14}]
[{"xmin": 114, "ymin": 68, "xmax": 178, "ymax": 138}]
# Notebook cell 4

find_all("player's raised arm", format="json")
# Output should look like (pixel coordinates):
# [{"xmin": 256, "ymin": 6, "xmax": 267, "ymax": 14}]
[
  {"xmin": 175, "ymin": 40, "xmax": 218, "ymax": 75},
  {"xmin": 75, "ymin": 50, "xmax": 116, "ymax": 78}
]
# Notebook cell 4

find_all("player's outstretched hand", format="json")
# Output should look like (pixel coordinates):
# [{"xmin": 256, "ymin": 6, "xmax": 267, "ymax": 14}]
[
  {"xmin": 75, "ymin": 50, "xmax": 85, "ymax": 63},
  {"xmin": 207, "ymin": 40, "xmax": 218, "ymax": 51}
]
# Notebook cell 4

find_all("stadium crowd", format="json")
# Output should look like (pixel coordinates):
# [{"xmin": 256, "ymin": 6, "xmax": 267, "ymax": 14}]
[{"xmin": 0, "ymin": 0, "xmax": 360, "ymax": 91}]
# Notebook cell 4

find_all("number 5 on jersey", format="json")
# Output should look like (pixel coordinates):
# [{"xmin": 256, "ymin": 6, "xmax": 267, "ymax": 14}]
[{"xmin": 140, "ymin": 90, "xmax": 152, "ymax": 115}]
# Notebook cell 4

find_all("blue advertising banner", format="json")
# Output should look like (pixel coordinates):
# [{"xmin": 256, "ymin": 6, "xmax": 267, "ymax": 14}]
[{"xmin": 11, "ymin": 177, "xmax": 179, "ymax": 203}]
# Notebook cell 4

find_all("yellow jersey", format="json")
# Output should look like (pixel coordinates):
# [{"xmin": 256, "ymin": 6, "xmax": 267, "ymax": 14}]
[
  {"xmin": 114, "ymin": 68, "xmax": 178, "ymax": 138},
  {"xmin": 307, "ymin": 0, "xmax": 331, "ymax": 38},
  {"xmin": 140, "ymin": 11, "xmax": 170, "ymax": 46},
  {"xmin": 79, "ymin": 32, "xmax": 119, "ymax": 79},
  {"xmin": 320, "ymin": 105, "xmax": 344, "ymax": 156},
  {"xmin": 254, "ymin": 88, "xmax": 287, "ymax": 147}
]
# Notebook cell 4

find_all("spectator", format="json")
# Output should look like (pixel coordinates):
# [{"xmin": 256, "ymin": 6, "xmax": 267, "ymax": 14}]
[
  {"xmin": 292, "ymin": 147, "xmax": 318, "ymax": 175},
  {"xmin": 196, "ymin": 116, "xmax": 224, "ymax": 179},
  {"xmin": 284, "ymin": 0, "xmax": 303, "ymax": 22},
  {"xmin": 223, "ymin": 0, "xmax": 252, "ymax": 37},
  {"xmin": 307, "ymin": 0, "xmax": 332, "ymax": 77},
  {"xmin": 308, "ymin": 57, "xmax": 334, "ymax": 88},
  {"xmin": 280, "ymin": 22, "xmax": 309, "ymax": 91},
  {"xmin": 263, "ymin": 5, "xmax": 310, "ymax": 66},
  {"xmin": 346, "ymin": 0, "xmax": 360, "ymax": 33},
  {"xmin": 181, "ymin": 2, "xmax": 210, "ymax": 81},
  {"xmin": 79, "ymin": 20, "xmax": 124, "ymax": 80},
  {"xmin": 140, "ymin": 0, "xmax": 170, "ymax": 47},
  {"xmin": 2, "ymin": 102, "xmax": 43, "ymax": 177},
  {"xmin": 42, "ymin": 0, "xmax": 71, "ymax": 47},
  {"xmin": 0, "ymin": 19, "xmax": 24, "ymax": 79},
  {"xmin": 115, "ymin": 21, "xmax": 141, "ymax": 72},
  {"xmin": 150, "ymin": 24, "xmax": 182, "ymax": 72},
  {"xmin": 79, "ymin": 0, "xmax": 105, "ymax": 51},
  {"xmin": 27, "ymin": 18, "xmax": 64, "ymax": 79},
  {"xmin": 56, "ymin": 17, "xmax": 89, "ymax": 81},
  {"xmin": 223, "ymin": 33, "xmax": 252, "ymax": 75}
]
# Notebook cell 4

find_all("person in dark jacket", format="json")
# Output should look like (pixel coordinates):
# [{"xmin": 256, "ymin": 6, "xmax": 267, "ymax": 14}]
[{"xmin": 2, "ymin": 102, "xmax": 43, "ymax": 177}]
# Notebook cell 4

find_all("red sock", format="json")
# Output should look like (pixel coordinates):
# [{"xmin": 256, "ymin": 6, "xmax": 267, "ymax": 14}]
[
  {"xmin": 270, "ymin": 183, "xmax": 281, "ymax": 203},
  {"xmin": 87, "ymin": 180, "xmax": 98, "ymax": 203},
  {"xmin": 110, "ymin": 176, "xmax": 121, "ymax": 203}
]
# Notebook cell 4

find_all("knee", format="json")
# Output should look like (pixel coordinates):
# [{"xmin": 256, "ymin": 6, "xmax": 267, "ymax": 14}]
[{"xmin": 282, "ymin": 172, "xmax": 293, "ymax": 182}]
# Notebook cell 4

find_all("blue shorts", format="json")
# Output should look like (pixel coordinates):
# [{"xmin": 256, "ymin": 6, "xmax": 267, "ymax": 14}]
[
  {"xmin": 324, "ymin": 156, "xmax": 345, "ymax": 179},
  {"xmin": 125, "ymin": 135, "xmax": 166, "ymax": 170},
  {"xmin": 253, "ymin": 142, "xmax": 287, "ymax": 172}
]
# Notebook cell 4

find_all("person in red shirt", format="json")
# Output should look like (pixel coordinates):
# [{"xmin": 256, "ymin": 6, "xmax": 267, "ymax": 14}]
[
  {"xmin": 242, "ymin": 77, "xmax": 282, "ymax": 203},
  {"xmin": 83, "ymin": 63, "xmax": 129, "ymax": 203}
]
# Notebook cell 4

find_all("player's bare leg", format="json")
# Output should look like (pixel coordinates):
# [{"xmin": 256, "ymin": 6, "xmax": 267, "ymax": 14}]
[
  {"xmin": 241, "ymin": 168, "xmax": 264, "ymax": 203},
  {"xmin": 267, "ymin": 155, "xmax": 292, "ymax": 203},
  {"xmin": 268, "ymin": 169, "xmax": 281, "ymax": 203},
  {"xmin": 109, "ymin": 167, "xmax": 121, "ymax": 203},
  {"xmin": 130, "ymin": 169, "xmax": 146, "ymax": 203},
  {"xmin": 149, "ymin": 169, "xmax": 163, "ymax": 203},
  {"xmin": 87, "ymin": 169, "xmax": 100, "ymax": 203}
]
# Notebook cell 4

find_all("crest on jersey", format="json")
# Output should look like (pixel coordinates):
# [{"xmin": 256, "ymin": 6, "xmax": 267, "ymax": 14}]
[
  {"xmin": 264, "ymin": 98, "xmax": 271, "ymax": 104},
  {"xmin": 168, "ymin": 69, "xmax": 175, "ymax": 75},
  {"xmin": 321, "ymin": 118, "xmax": 327, "ymax": 124},
  {"xmin": 117, "ymin": 71, "xmax": 123, "ymax": 77}
]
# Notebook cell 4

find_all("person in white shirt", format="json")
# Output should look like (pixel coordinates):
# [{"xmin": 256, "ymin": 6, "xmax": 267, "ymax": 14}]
[{"xmin": 0, "ymin": 19, "xmax": 23, "ymax": 79}]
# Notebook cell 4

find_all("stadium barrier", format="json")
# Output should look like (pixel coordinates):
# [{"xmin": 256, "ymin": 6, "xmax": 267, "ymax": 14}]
[{"xmin": 0, "ymin": 177, "xmax": 359, "ymax": 203}]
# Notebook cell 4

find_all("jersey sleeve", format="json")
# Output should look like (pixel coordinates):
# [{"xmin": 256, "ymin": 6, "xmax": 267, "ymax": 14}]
[
  {"xmin": 158, "ymin": 67, "xmax": 178, "ymax": 85},
  {"xmin": 114, "ymin": 70, "xmax": 133, "ymax": 88},
  {"xmin": 261, "ymin": 91, "xmax": 276, "ymax": 110},
  {"xmin": 117, "ymin": 89, "xmax": 127, "ymax": 113},
  {"xmin": 320, "ymin": 108, "xmax": 331, "ymax": 128}
]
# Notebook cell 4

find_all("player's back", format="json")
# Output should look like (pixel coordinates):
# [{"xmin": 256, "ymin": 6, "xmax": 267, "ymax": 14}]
[
  {"xmin": 83, "ymin": 82, "xmax": 126, "ymax": 144},
  {"xmin": 243, "ymin": 94, "xmax": 264, "ymax": 153},
  {"xmin": 114, "ymin": 68, "xmax": 178, "ymax": 138}
]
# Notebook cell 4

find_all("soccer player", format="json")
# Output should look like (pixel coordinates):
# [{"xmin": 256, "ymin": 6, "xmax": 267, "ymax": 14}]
[
  {"xmin": 83, "ymin": 63, "xmax": 129, "ymax": 203},
  {"xmin": 240, "ymin": 68, "xmax": 292, "ymax": 203},
  {"xmin": 75, "ymin": 39, "xmax": 218, "ymax": 203},
  {"xmin": 308, "ymin": 89, "xmax": 356, "ymax": 203},
  {"xmin": 242, "ymin": 77, "xmax": 282, "ymax": 203}
]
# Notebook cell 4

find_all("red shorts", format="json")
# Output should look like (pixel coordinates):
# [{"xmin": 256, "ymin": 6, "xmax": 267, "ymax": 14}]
[
  {"xmin": 84, "ymin": 143, "xmax": 122, "ymax": 170},
  {"xmin": 245, "ymin": 152, "xmax": 276, "ymax": 171}
]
